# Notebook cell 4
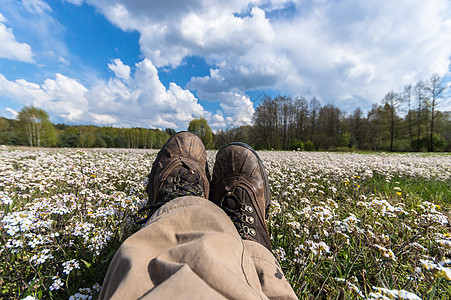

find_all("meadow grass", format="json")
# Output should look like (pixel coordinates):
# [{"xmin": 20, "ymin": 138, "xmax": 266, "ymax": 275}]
[{"xmin": 1, "ymin": 148, "xmax": 450, "ymax": 299}]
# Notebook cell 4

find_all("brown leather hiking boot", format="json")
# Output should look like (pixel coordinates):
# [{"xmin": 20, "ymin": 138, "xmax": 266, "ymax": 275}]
[
  {"xmin": 210, "ymin": 142, "xmax": 272, "ymax": 251},
  {"xmin": 134, "ymin": 131, "xmax": 210, "ymax": 224}
]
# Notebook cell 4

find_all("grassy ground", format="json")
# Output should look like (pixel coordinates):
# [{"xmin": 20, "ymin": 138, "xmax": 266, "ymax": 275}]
[
  {"xmin": 263, "ymin": 151, "xmax": 451, "ymax": 299},
  {"xmin": 1, "ymin": 148, "xmax": 450, "ymax": 299},
  {"xmin": 269, "ymin": 176, "xmax": 450, "ymax": 299}
]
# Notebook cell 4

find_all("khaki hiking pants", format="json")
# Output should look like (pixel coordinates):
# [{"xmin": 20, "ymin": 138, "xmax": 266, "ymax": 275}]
[{"xmin": 99, "ymin": 196, "xmax": 297, "ymax": 299}]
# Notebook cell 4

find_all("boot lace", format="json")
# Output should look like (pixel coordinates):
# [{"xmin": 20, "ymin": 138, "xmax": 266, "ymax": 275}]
[
  {"xmin": 220, "ymin": 193, "xmax": 257, "ymax": 237},
  {"xmin": 134, "ymin": 168, "xmax": 203, "ymax": 225}
]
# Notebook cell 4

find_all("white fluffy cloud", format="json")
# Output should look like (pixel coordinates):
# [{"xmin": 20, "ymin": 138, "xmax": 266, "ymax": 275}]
[
  {"xmin": 190, "ymin": 0, "xmax": 451, "ymax": 113},
  {"xmin": 90, "ymin": 1, "xmax": 274, "ymax": 67},
  {"xmin": 108, "ymin": 59, "xmax": 131, "ymax": 80},
  {"xmin": 74, "ymin": 0, "xmax": 450, "ymax": 124},
  {"xmin": 4, "ymin": 107, "xmax": 18, "ymax": 119},
  {"xmin": 0, "ymin": 0, "xmax": 69, "ymax": 67},
  {"xmin": 76, "ymin": 0, "xmax": 283, "ymax": 125},
  {"xmin": 2, "ymin": 0, "xmax": 450, "ymax": 130},
  {"xmin": 0, "ymin": 13, "xmax": 34, "ymax": 63},
  {"xmin": 270, "ymin": 0, "xmax": 451, "ymax": 111},
  {"xmin": 88, "ymin": 59, "xmax": 209, "ymax": 128},
  {"xmin": 0, "ymin": 59, "xmax": 213, "ymax": 129},
  {"xmin": 0, "ymin": 72, "xmax": 92, "ymax": 122}
]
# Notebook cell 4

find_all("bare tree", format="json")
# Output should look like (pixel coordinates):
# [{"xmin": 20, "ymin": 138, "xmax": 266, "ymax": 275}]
[
  {"xmin": 402, "ymin": 84, "xmax": 414, "ymax": 150},
  {"xmin": 317, "ymin": 104, "xmax": 342, "ymax": 149},
  {"xmin": 309, "ymin": 97, "xmax": 321, "ymax": 141},
  {"xmin": 350, "ymin": 108, "xmax": 364, "ymax": 148},
  {"xmin": 427, "ymin": 74, "xmax": 446, "ymax": 151},
  {"xmin": 367, "ymin": 104, "xmax": 383, "ymax": 150},
  {"xmin": 414, "ymin": 81, "xmax": 427, "ymax": 151},
  {"xmin": 295, "ymin": 96, "xmax": 309, "ymax": 140},
  {"xmin": 278, "ymin": 96, "xmax": 298, "ymax": 149},
  {"xmin": 253, "ymin": 97, "xmax": 274, "ymax": 149},
  {"xmin": 383, "ymin": 91, "xmax": 399, "ymax": 152}
]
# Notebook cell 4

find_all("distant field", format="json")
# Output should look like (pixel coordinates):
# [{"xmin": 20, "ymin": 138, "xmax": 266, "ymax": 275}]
[{"xmin": 1, "ymin": 148, "xmax": 450, "ymax": 299}]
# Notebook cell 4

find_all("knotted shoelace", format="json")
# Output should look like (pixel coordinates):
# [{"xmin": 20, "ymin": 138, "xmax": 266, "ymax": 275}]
[{"xmin": 134, "ymin": 169, "xmax": 203, "ymax": 225}]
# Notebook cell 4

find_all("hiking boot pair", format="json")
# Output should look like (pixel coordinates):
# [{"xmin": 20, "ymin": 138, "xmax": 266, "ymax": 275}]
[{"xmin": 134, "ymin": 131, "xmax": 272, "ymax": 251}]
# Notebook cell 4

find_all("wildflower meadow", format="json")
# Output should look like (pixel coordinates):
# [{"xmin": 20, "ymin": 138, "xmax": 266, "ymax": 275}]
[{"xmin": 1, "ymin": 146, "xmax": 450, "ymax": 299}]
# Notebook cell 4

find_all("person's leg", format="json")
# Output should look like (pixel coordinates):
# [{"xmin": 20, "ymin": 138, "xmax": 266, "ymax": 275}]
[
  {"xmin": 100, "ymin": 133, "xmax": 296, "ymax": 299},
  {"xmin": 210, "ymin": 143, "xmax": 297, "ymax": 299},
  {"xmin": 99, "ymin": 196, "xmax": 269, "ymax": 300},
  {"xmin": 100, "ymin": 132, "xmax": 266, "ymax": 299},
  {"xmin": 244, "ymin": 240, "xmax": 297, "ymax": 300}
]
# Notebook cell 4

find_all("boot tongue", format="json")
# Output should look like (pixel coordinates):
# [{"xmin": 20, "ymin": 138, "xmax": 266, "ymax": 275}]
[
  {"xmin": 223, "ymin": 195, "xmax": 240, "ymax": 210},
  {"xmin": 180, "ymin": 167, "xmax": 196, "ymax": 181},
  {"xmin": 223, "ymin": 186, "xmax": 248, "ymax": 210}
]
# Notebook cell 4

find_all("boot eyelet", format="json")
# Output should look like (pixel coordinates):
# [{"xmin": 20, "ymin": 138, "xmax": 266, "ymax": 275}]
[
  {"xmin": 246, "ymin": 215, "xmax": 254, "ymax": 224},
  {"xmin": 249, "ymin": 228, "xmax": 256, "ymax": 236},
  {"xmin": 245, "ymin": 205, "xmax": 253, "ymax": 213},
  {"xmin": 243, "ymin": 226, "xmax": 256, "ymax": 236}
]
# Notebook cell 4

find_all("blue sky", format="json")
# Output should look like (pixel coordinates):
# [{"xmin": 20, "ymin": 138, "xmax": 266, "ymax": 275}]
[{"xmin": 0, "ymin": 0, "xmax": 450, "ymax": 130}]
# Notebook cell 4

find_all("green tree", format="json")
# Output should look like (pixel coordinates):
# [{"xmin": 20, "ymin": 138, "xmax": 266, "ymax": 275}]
[
  {"xmin": 0, "ymin": 117, "xmax": 12, "ymax": 145},
  {"xmin": 17, "ymin": 106, "xmax": 56, "ymax": 147},
  {"xmin": 188, "ymin": 117, "xmax": 214, "ymax": 149},
  {"xmin": 304, "ymin": 140, "xmax": 315, "ymax": 151},
  {"xmin": 165, "ymin": 128, "xmax": 176, "ymax": 136},
  {"xmin": 58, "ymin": 134, "xmax": 79, "ymax": 147},
  {"xmin": 291, "ymin": 138, "xmax": 304, "ymax": 150},
  {"xmin": 94, "ymin": 134, "xmax": 107, "ymax": 148},
  {"xmin": 337, "ymin": 132, "xmax": 350, "ymax": 148},
  {"xmin": 78, "ymin": 127, "xmax": 96, "ymax": 148},
  {"xmin": 144, "ymin": 130, "xmax": 156, "ymax": 149},
  {"xmin": 113, "ymin": 135, "xmax": 128, "ymax": 148}
]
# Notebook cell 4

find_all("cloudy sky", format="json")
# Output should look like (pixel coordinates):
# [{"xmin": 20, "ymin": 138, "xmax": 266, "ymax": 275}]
[{"xmin": 0, "ymin": 0, "xmax": 450, "ymax": 130}]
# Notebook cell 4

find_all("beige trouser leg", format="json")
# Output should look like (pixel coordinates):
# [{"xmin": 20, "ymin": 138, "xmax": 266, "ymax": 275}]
[{"xmin": 99, "ymin": 196, "xmax": 297, "ymax": 300}]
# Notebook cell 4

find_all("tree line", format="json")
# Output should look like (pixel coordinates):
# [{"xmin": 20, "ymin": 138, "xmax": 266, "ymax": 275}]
[
  {"xmin": 1, "ymin": 74, "xmax": 449, "ymax": 151},
  {"xmin": 215, "ymin": 75, "xmax": 450, "ymax": 152},
  {"xmin": 0, "ymin": 106, "xmax": 170, "ymax": 149}
]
